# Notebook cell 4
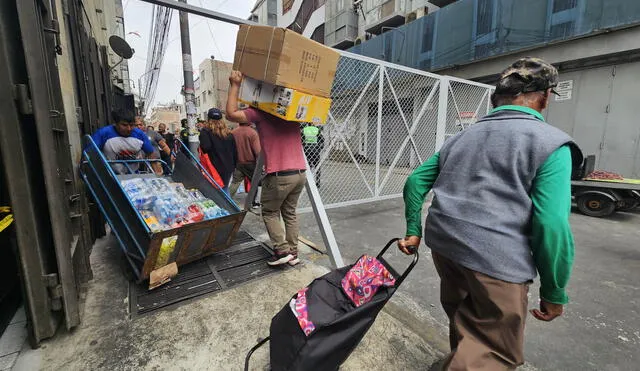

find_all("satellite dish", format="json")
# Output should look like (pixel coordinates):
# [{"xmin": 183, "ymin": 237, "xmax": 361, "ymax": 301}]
[{"xmin": 109, "ymin": 35, "xmax": 134, "ymax": 59}]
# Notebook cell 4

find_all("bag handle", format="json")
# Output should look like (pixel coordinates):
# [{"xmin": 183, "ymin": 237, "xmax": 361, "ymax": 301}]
[{"xmin": 377, "ymin": 238, "xmax": 419, "ymax": 287}]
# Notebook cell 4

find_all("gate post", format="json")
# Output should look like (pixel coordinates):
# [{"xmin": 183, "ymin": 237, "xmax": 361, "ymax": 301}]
[
  {"xmin": 375, "ymin": 66, "xmax": 384, "ymax": 196},
  {"xmin": 435, "ymin": 76, "xmax": 450, "ymax": 151}
]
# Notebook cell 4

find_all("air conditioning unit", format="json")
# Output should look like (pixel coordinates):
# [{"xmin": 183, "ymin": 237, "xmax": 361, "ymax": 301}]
[
  {"xmin": 405, "ymin": 11, "xmax": 417, "ymax": 24},
  {"xmin": 416, "ymin": 6, "xmax": 429, "ymax": 19}
]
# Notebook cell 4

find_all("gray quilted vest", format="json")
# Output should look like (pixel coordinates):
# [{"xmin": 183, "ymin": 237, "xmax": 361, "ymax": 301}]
[{"xmin": 424, "ymin": 110, "xmax": 579, "ymax": 283}]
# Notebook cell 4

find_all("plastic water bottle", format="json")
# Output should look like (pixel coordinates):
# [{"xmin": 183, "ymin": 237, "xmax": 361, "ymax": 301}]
[{"xmin": 121, "ymin": 178, "xmax": 156, "ymax": 210}]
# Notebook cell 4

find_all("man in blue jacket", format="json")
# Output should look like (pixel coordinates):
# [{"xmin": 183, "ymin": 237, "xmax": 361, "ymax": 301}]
[{"xmin": 92, "ymin": 109, "xmax": 157, "ymax": 174}]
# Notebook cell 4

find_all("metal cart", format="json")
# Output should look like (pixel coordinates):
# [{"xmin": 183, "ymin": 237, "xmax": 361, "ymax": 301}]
[{"xmin": 80, "ymin": 135, "xmax": 246, "ymax": 282}]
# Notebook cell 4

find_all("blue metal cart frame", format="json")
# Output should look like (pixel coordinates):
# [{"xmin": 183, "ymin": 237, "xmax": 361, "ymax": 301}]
[{"xmin": 80, "ymin": 135, "xmax": 246, "ymax": 281}]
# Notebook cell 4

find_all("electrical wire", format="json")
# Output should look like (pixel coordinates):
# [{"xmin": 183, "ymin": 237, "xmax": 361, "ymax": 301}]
[{"xmin": 141, "ymin": 4, "xmax": 173, "ymax": 114}]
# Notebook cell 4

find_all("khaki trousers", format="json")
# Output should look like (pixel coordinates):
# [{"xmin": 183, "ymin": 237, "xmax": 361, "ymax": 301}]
[
  {"xmin": 432, "ymin": 252, "xmax": 529, "ymax": 371},
  {"xmin": 261, "ymin": 172, "xmax": 306, "ymax": 254},
  {"xmin": 229, "ymin": 162, "xmax": 257, "ymax": 196}
]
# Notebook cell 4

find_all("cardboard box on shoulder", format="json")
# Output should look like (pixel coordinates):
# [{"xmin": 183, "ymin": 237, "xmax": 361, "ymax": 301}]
[
  {"xmin": 233, "ymin": 24, "xmax": 340, "ymax": 98},
  {"xmin": 239, "ymin": 76, "xmax": 331, "ymax": 125}
]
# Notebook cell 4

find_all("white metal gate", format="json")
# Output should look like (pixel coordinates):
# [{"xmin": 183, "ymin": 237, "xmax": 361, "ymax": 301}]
[{"xmin": 299, "ymin": 51, "xmax": 494, "ymax": 211}]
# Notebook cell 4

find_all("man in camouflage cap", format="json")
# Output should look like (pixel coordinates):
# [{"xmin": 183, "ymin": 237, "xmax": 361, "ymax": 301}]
[
  {"xmin": 492, "ymin": 57, "xmax": 560, "ymax": 103},
  {"xmin": 398, "ymin": 57, "xmax": 582, "ymax": 370}
]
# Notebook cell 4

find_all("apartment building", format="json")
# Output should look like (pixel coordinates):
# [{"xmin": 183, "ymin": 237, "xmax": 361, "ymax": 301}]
[
  {"xmin": 249, "ymin": 0, "xmax": 445, "ymax": 49},
  {"xmin": 192, "ymin": 58, "xmax": 233, "ymax": 121},
  {"xmin": 150, "ymin": 103, "xmax": 182, "ymax": 133}
]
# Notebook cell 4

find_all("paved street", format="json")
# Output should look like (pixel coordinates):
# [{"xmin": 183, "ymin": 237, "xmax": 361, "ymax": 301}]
[{"xmin": 256, "ymin": 198, "xmax": 640, "ymax": 371}]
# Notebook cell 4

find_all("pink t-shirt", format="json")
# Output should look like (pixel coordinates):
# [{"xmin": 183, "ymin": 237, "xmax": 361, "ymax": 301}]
[{"xmin": 243, "ymin": 108, "xmax": 306, "ymax": 174}]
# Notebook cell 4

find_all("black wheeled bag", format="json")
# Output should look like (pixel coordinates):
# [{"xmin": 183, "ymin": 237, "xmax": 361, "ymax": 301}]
[{"xmin": 244, "ymin": 238, "xmax": 418, "ymax": 371}]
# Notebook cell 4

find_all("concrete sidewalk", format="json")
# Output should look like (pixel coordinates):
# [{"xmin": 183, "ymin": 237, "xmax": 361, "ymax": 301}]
[
  {"xmin": 256, "ymin": 197, "xmax": 640, "ymax": 371},
  {"xmin": 12, "ymin": 232, "xmax": 445, "ymax": 371}
]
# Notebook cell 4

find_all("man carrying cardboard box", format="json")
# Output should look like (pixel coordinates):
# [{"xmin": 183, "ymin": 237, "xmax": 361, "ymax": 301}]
[{"xmin": 226, "ymin": 70, "xmax": 305, "ymax": 267}]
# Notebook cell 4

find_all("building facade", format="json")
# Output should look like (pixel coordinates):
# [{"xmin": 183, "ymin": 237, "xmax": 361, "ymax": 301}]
[
  {"xmin": 349, "ymin": 0, "xmax": 640, "ymax": 177},
  {"xmin": 193, "ymin": 59, "xmax": 233, "ymax": 121},
  {"xmin": 0, "ymin": 0, "xmax": 141, "ymax": 344},
  {"xmin": 249, "ymin": 0, "xmax": 443, "ymax": 49},
  {"xmin": 249, "ymin": 0, "xmax": 278, "ymax": 25},
  {"xmin": 92, "ymin": 0, "xmax": 131, "ymax": 94},
  {"xmin": 150, "ymin": 103, "xmax": 182, "ymax": 133}
]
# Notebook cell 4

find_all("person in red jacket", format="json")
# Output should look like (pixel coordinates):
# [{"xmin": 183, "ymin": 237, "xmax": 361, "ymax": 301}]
[{"xmin": 229, "ymin": 121, "xmax": 261, "ymax": 197}]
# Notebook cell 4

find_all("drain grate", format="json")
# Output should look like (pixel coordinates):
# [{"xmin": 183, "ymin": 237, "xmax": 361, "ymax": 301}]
[{"xmin": 129, "ymin": 231, "xmax": 284, "ymax": 317}]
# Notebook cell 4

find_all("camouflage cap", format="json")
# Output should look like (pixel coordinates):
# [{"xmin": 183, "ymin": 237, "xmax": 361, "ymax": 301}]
[{"xmin": 495, "ymin": 57, "xmax": 559, "ymax": 96}]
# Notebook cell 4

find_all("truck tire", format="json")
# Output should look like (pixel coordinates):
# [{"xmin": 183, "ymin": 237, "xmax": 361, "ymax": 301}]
[
  {"xmin": 617, "ymin": 198, "xmax": 639, "ymax": 212},
  {"xmin": 577, "ymin": 194, "xmax": 616, "ymax": 217}
]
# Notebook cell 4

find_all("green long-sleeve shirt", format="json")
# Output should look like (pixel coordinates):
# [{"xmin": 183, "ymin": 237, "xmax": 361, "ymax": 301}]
[{"xmin": 404, "ymin": 105, "xmax": 575, "ymax": 304}]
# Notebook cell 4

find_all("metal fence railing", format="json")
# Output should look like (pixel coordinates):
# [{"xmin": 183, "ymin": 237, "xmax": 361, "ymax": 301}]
[{"xmin": 298, "ymin": 51, "xmax": 494, "ymax": 211}]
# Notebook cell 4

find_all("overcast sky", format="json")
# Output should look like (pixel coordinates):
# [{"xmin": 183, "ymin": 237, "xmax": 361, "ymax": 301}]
[{"xmin": 123, "ymin": 0, "xmax": 255, "ymax": 108}]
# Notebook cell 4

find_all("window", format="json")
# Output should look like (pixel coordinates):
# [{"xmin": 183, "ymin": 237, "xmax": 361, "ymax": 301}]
[
  {"xmin": 476, "ymin": 0, "xmax": 494, "ymax": 35},
  {"xmin": 550, "ymin": 21, "xmax": 575, "ymax": 38},
  {"xmin": 421, "ymin": 18, "xmax": 435, "ymax": 53},
  {"xmin": 201, "ymin": 70, "xmax": 205, "ymax": 81},
  {"xmin": 384, "ymin": 34, "xmax": 393, "ymax": 62},
  {"xmin": 310, "ymin": 24, "xmax": 325, "ymax": 44},
  {"xmin": 552, "ymin": 0, "xmax": 577, "ymax": 13},
  {"xmin": 202, "ymin": 93, "xmax": 207, "ymax": 104}
]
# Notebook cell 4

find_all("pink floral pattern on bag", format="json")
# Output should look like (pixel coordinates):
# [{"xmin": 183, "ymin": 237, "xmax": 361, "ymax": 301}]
[
  {"xmin": 293, "ymin": 287, "xmax": 315, "ymax": 336},
  {"xmin": 341, "ymin": 256, "xmax": 396, "ymax": 307}
]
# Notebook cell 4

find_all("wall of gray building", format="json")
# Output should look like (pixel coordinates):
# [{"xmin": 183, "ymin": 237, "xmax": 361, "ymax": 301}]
[
  {"xmin": 545, "ymin": 62, "xmax": 640, "ymax": 177},
  {"xmin": 436, "ymin": 27, "xmax": 640, "ymax": 178}
]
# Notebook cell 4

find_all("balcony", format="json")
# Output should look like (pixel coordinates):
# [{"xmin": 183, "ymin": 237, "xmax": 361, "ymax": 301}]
[
  {"xmin": 326, "ymin": 8, "xmax": 359, "ymax": 49},
  {"xmin": 327, "ymin": 25, "xmax": 358, "ymax": 49},
  {"xmin": 364, "ymin": 12, "xmax": 406, "ymax": 35},
  {"xmin": 364, "ymin": 0, "xmax": 406, "ymax": 35}
]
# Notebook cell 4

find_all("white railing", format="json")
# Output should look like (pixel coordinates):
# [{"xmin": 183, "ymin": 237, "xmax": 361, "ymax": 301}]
[{"xmin": 299, "ymin": 51, "xmax": 494, "ymax": 211}]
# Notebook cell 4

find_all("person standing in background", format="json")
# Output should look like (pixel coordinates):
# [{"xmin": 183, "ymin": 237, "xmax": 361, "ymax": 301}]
[
  {"xmin": 225, "ymin": 70, "xmax": 305, "ymax": 267},
  {"xmin": 157, "ymin": 122, "xmax": 175, "ymax": 173},
  {"xmin": 199, "ymin": 108, "xmax": 237, "ymax": 194},
  {"xmin": 229, "ymin": 121, "xmax": 261, "ymax": 197},
  {"xmin": 136, "ymin": 117, "xmax": 169, "ymax": 175},
  {"xmin": 178, "ymin": 118, "xmax": 190, "ymax": 154}
]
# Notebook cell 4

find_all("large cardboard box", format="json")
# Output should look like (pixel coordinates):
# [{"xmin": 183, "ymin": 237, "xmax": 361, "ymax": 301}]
[
  {"xmin": 239, "ymin": 76, "xmax": 331, "ymax": 125},
  {"xmin": 233, "ymin": 25, "xmax": 340, "ymax": 98}
]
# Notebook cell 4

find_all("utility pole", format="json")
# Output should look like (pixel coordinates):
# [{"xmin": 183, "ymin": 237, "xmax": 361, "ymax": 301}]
[{"xmin": 178, "ymin": 0, "xmax": 198, "ymax": 154}]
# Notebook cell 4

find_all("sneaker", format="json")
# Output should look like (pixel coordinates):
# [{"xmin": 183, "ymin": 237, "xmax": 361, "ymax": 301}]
[
  {"xmin": 252, "ymin": 202, "xmax": 261, "ymax": 209},
  {"xmin": 288, "ymin": 254, "xmax": 300, "ymax": 266},
  {"xmin": 267, "ymin": 252, "xmax": 293, "ymax": 266}
]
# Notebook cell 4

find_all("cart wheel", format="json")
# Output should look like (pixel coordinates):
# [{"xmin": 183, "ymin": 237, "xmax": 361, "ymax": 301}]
[
  {"xmin": 617, "ymin": 198, "xmax": 639, "ymax": 212},
  {"xmin": 577, "ymin": 194, "xmax": 616, "ymax": 217}
]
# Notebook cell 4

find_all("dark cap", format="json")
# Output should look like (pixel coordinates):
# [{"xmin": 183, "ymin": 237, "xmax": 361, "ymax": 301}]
[
  {"xmin": 495, "ymin": 57, "xmax": 559, "ymax": 96},
  {"xmin": 207, "ymin": 108, "xmax": 223, "ymax": 120}
]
